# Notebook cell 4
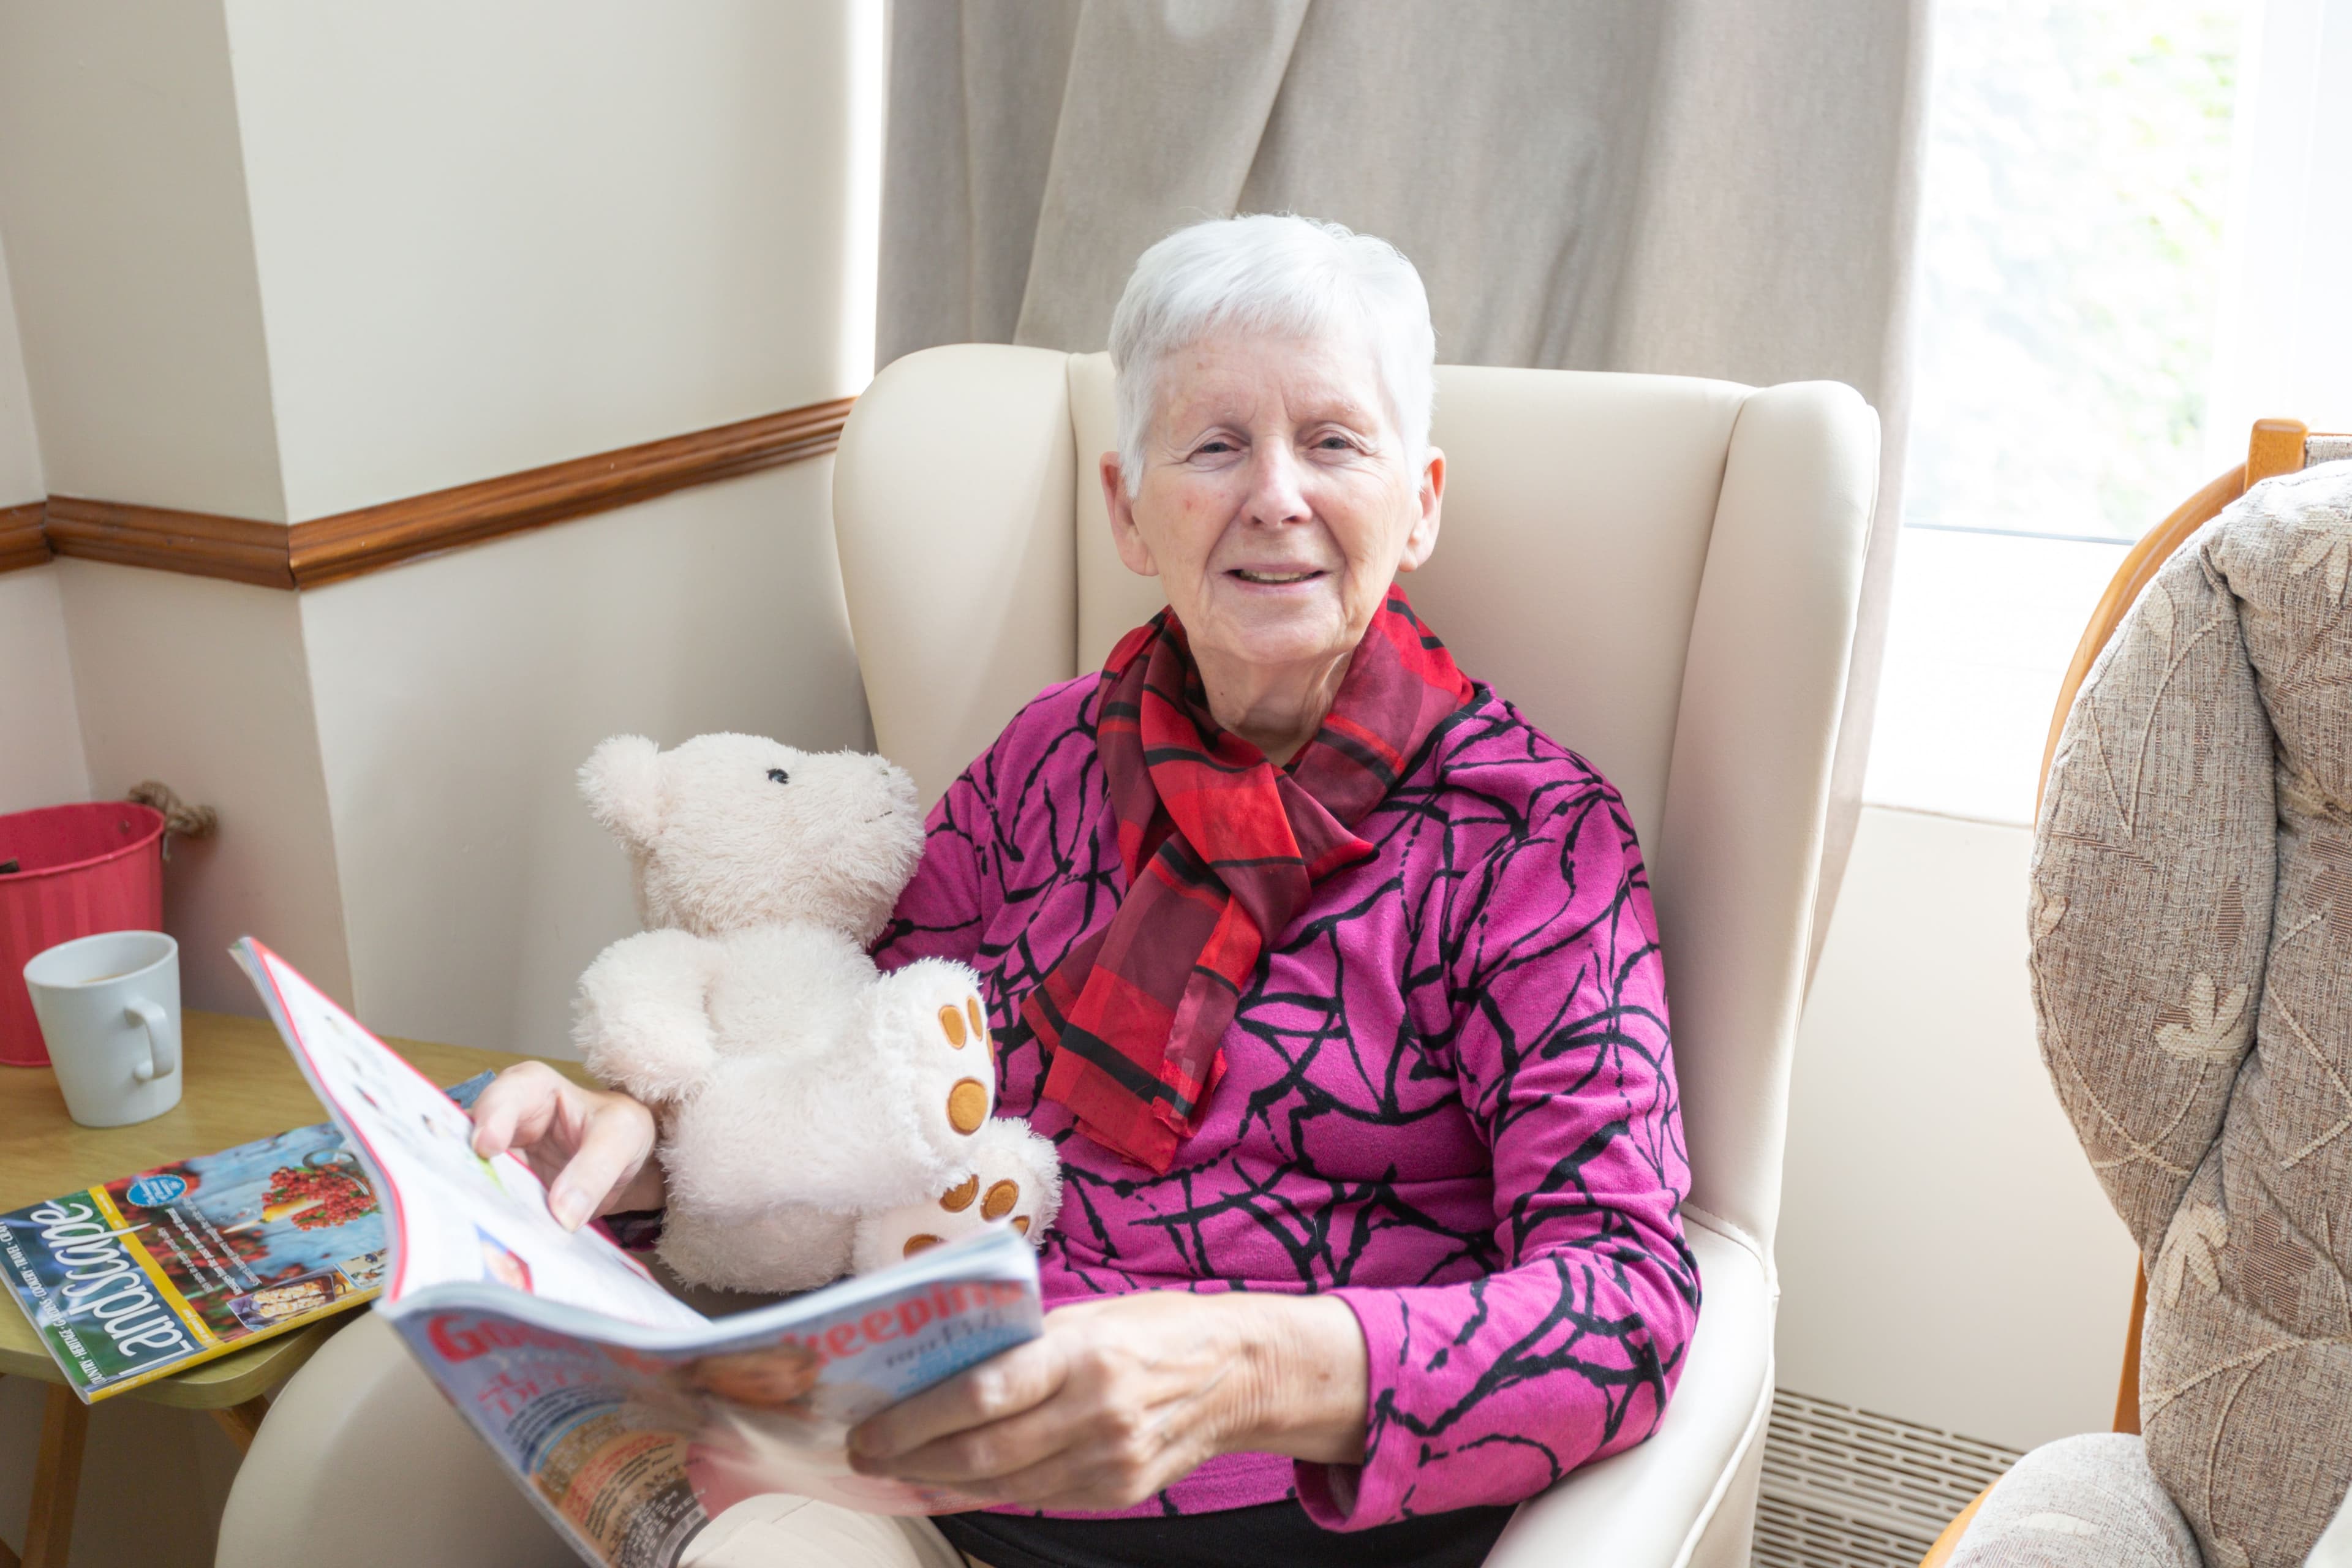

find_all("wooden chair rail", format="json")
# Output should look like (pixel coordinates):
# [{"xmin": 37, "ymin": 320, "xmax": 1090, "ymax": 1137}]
[{"xmin": 2, "ymin": 396, "xmax": 854, "ymax": 589}]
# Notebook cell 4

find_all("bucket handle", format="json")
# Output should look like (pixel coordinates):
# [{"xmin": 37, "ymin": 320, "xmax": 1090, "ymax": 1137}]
[{"xmin": 126, "ymin": 781, "xmax": 217, "ymax": 862}]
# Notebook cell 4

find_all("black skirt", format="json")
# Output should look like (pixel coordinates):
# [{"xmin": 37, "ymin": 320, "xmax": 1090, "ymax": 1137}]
[{"xmin": 932, "ymin": 1499, "xmax": 1514, "ymax": 1568}]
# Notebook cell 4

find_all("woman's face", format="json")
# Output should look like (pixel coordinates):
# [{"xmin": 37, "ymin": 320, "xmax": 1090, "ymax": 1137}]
[{"xmin": 1104, "ymin": 330, "xmax": 1442, "ymax": 680}]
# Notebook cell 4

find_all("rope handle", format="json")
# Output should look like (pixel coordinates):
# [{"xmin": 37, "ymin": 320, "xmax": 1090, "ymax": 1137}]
[{"xmin": 127, "ymin": 780, "xmax": 219, "ymax": 843}]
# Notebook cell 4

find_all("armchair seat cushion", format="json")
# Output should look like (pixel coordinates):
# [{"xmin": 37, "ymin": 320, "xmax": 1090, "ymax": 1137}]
[{"xmin": 1950, "ymin": 1435, "xmax": 2199, "ymax": 1568}]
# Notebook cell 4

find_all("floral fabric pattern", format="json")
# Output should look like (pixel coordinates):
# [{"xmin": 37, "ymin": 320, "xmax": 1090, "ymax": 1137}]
[
  {"xmin": 2032, "ymin": 461, "xmax": 2352, "ymax": 1567},
  {"xmin": 875, "ymin": 672, "xmax": 1697, "ymax": 1528}
]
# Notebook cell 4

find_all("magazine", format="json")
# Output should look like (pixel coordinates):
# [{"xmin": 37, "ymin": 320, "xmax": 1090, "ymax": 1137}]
[
  {"xmin": 233, "ymin": 937, "xmax": 1042, "ymax": 1568},
  {"xmin": 0, "ymin": 1072, "xmax": 493, "ymax": 1403}
]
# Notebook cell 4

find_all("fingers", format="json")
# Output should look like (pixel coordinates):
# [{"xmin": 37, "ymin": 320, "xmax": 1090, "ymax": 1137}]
[
  {"xmin": 936, "ymin": 1441, "xmax": 1153, "ymax": 1514},
  {"xmin": 850, "ymin": 1292, "xmax": 1274, "ymax": 1512},
  {"xmin": 548, "ymin": 1093, "xmax": 658, "ymax": 1229},
  {"xmin": 469, "ymin": 1061, "xmax": 563, "ymax": 1160},
  {"xmin": 849, "ymin": 1337, "xmax": 1068, "ymax": 1464},
  {"xmin": 859, "ymin": 1361, "xmax": 1208, "ymax": 1512},
  {"xmin": 468, "ymin": 1063, "xmax": 658, "ymax": 1229},
  {"xmin": 864, "ymin": 1394, "xmax": 1098, "ymax": 1495}
]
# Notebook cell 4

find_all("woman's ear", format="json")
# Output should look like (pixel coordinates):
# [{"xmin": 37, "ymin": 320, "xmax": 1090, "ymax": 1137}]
[
  {"xmin": 1102, "ymin": 452, "xmax": 1160, "ymax": 578},
  {"xmin": 579, "ymin": 734, "xmax": 665, "ymax": 846},
  {"xmin": 1397, "ymin": 448, "xmax": 1446, "ymax": 573}
]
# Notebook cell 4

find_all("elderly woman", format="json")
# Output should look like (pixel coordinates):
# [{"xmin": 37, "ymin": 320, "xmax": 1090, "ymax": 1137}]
[{"xmin": 474, "ymin": 214, "xmax": 1697, "ymax": 1567}]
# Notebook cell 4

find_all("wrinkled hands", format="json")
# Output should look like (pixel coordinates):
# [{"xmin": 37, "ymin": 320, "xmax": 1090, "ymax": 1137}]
[
  {"xmin": 846, "ymin": 1289, "xmax": 1368, "ymax": 1513},
  {"xmin": 469, "ymin": 1061, "xmax": 666, "ymax": 1229},
  {"xmin": 467, "ymin": 1066, "xmax": 1371, "ymax": 1513}
]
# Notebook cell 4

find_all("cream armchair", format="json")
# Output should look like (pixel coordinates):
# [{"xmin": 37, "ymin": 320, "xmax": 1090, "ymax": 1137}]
[
  {"xmin": 834, "ymin": 347, "xmax": 1879, "ymax": 1566},
  {"xmin": 215, "ymin": 350, "xmax": 1875, "ymax": 1568}
]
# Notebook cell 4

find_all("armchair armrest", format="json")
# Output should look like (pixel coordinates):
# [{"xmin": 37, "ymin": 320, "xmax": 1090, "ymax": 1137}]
[{"xmin": 1487, "ymin": 1216, "xmax": 1776, "ymax": 1568}]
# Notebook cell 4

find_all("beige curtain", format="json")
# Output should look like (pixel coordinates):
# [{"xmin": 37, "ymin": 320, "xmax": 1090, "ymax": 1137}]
[{"xmin": 880, "ymin": 0, "xmax": 1928, "ymax": 973}]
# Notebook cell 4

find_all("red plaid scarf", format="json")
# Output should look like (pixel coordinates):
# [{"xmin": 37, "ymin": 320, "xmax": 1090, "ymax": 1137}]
[{"xmin": 1023, "ymin": 586, "xmax": 1474, "ymax": 1172}]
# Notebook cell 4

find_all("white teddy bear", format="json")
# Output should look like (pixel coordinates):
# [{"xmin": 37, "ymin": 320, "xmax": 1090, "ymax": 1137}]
[{"xmin": 570, "ymin": 732, "xmax": 1060, "ymax": 1294}]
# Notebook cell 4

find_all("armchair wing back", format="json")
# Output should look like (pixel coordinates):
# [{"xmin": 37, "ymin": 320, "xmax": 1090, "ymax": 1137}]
[
  {"xmin": 835, "ymin": 346, "xmax": 1879, "ymax": 1566},
  {"xmin": 835, "ymin": 345, "xmax": 1878, "ymax": 1261}
]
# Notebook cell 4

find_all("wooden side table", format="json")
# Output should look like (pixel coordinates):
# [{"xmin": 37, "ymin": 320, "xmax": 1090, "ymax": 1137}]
[{"xmin": 0, "ymin": 1009, "xmax": 589, "ymax": 1568}]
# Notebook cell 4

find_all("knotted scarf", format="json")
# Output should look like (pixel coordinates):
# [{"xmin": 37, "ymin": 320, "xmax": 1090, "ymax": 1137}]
[{"xmin": 1022, "ymin": 586, "xmax": 1474, "ymax": 1171}]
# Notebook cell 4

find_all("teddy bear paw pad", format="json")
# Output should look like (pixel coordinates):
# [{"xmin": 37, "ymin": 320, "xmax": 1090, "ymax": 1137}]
[
  {"xmin": 933, "ymin": 995, "xmax": 993, "ymax": 1054},
  {"xmin": 948, "ymin": 1079, "xmax": 990, "ymax": 1134}
]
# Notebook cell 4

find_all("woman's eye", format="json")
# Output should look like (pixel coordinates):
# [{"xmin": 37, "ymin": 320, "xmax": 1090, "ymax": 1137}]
[
  {"xmin": 767, "ymin": 768, "xmax": 790, "ymax": 785},
  {"xmin": 1194, "ymin": 439, "xmax": 1236, "ymax": 456}
]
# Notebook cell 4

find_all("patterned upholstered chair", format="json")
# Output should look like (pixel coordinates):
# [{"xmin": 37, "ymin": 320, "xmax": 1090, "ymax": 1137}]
[
  {"xmin": 1923, "ymin": 420, "xmax": 2352, "ymax": 1568},
  {"xmin": 218, "ymin": 352, "xmax": 1880, "ymax": 1566}
]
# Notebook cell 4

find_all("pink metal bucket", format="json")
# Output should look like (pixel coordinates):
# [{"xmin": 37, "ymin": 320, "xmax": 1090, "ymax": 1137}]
[{"xmin": 0, "ymin": 801, "xmax": 167, "ymax": 1067}]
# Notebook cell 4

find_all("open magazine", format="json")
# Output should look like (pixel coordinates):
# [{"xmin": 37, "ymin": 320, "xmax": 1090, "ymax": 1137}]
[{"xmin": 233, "ymin": 938, "xmax": 1043, "ymax": 1568}]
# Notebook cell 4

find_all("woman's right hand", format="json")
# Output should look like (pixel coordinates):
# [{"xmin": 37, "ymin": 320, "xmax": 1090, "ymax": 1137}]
[{"xmin": 468, "ymin": 1061, "xmax": 665, "ymax": 1229}]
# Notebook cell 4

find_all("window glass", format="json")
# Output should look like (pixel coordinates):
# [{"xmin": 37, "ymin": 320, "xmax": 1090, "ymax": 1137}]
[{"xmin": 1869, "ymin": 0, "xmax": 2244, "ymax": 823}]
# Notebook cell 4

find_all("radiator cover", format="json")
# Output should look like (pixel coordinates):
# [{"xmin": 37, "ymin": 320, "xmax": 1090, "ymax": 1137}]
[{"xmin": 1752, "ymin": 1388, "xmax": 2021, "ymax": 1567}]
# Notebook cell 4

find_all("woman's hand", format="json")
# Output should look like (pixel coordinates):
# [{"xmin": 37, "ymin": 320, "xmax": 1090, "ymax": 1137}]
[
  {"xmin": 845, "ymin": 1289, "xmax": 1366, "ymax": 1512},
  {"xmin": 467, "ymin": 1061, "xmax": 665, "ymax": 1229}
]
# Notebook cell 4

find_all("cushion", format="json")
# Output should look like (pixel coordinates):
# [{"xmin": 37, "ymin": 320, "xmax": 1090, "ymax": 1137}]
[
  {"xmin": 2032, "ymin": 459, "xmax": 2352, "ymax": 1568},
  {"xmin": 1952, "ymin": 1434, "xmax": 2201, "ymax": 1568}
]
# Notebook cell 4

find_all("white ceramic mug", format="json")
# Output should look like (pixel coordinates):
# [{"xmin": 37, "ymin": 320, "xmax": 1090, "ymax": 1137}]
[{"xmin": 24, "ymin": 930, "xmax": 183, "ymax": 1128}]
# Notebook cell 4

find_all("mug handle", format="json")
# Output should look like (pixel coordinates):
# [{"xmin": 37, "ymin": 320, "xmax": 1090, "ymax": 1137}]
[{"xmin": 127, "ymin": 999, "xmax": 179, "ymax": 1083}]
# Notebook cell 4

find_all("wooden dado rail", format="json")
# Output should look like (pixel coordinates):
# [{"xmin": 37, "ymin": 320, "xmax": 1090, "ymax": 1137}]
[{"xmin": 0, "ymin": 395, "xmax": 854, "ymax": 588}]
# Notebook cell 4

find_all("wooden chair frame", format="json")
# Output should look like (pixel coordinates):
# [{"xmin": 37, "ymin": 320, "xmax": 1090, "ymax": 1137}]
[{"xmin": 1917, "ymin": 417, "xmax": 2332, "ymax": 1567}]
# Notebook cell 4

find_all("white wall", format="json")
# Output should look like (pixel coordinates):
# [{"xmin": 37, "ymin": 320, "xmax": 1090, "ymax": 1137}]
[
  {"xmin": 0, "ymin": 9, "xmax": 875, "ymax": 1559},
  {"xmin": 53, "ymin": 559, "xmax": 354, "ymax": 1014},
  {"xmin": 1777, "ymin": 805, "xmax": 2139, "ymax": 1452},
  {"xmin": 0, "ymin": 228, "xmax": 40, "ymax": 503},
  {"xmin": 224, "ymin": 1, "xmax": 870, "ymax": 521},
  {"xmin": 301, "ymin": 459, "xmax": 869, "ymax": 1055},
  {"xmin": 0, "ymin": 0, "xmax": 877, "ymax": 1046},
  {"xmin": 0, "ymin": 0, "xmax": 284, "ymax": 518},
  {"xmin": 0, "ymin": 568, "xmax": 90, "ymax": 815},
  {"xmin": 0, "ymin": 220, "xmax": 91, "ymax": 816},
  {"xmin": 200, "ymin": 0, "xmax": 880, "ymax": 1049}
]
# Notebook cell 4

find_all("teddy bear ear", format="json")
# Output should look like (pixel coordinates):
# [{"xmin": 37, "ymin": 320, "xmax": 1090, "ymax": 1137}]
[{"xmin": 579, "ymin": 734, "xmax": 665, "ymax": 845}]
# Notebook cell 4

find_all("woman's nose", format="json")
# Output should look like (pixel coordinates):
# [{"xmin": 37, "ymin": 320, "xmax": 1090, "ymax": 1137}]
[{"xmin": 1243, "ymin": 445, "xmax": 1310, "ymax": 526}]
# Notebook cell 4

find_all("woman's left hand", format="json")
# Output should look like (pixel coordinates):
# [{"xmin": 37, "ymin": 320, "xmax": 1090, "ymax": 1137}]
[{"xmin": 845, "ymin": 1289, "xmax": 1367, "ymax": 1513}]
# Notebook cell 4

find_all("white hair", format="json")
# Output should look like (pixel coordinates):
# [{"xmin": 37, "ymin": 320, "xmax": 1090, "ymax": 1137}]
[{"xmin": 1107, "ymin": 213, "xmax": 1436, "ymax": 496}]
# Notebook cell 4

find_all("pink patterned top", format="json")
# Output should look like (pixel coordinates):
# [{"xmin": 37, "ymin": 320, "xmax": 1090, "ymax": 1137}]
[{"xmin": 873, "ymin": 672, "xmax": 1697, "ymax": 1529}]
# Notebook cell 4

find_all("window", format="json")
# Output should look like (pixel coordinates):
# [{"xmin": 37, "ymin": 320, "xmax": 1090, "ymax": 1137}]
[{"xmin": 1867, "ymin": 0, "xmax": 2247, "ymax": 824}]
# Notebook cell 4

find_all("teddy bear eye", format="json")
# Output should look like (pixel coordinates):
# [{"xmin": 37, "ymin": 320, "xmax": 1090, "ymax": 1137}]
[{"xmin": 766, "ymin": 768, "xmax": 790, "ymax": 785}]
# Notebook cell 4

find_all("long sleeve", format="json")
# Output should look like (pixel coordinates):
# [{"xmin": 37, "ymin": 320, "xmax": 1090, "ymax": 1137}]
[
  {"xmin": 1300, "ymin": 775, "xmax": 1699, "ymax": 1527},
  {"xmin": 873, "ymin": 768, "xmax": 994, "ymax": 973}
]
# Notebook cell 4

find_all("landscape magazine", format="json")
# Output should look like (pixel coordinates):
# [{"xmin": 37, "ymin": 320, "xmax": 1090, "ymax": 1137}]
[{"xmin": 0, "ymin": 1074, "xmax": 499, "ymax": 1401}]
